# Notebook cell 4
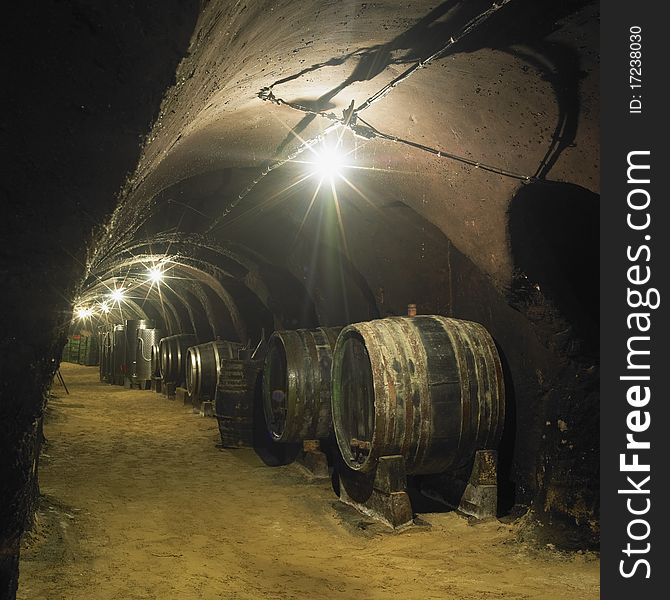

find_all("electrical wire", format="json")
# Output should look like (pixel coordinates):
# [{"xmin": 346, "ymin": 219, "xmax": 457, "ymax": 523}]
[
  {"xmin": 354, "ymin": 0, "xmax": 513, "ymax": 114},
  {"xmin": 355, "ymin": 116, "xmax": 534, "ymax": 182}
]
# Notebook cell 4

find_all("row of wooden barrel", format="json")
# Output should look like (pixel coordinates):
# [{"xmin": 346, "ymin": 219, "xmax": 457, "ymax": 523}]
[
  {"xmin": 158, "ymin": 315, "xmax": 505, "ymax": 477},
  {"xmin": 154, "ymin": 335, "xmax": 258, "ymax": 448}
]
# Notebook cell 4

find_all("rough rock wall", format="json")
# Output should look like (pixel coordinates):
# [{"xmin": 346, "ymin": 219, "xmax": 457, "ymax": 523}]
[{"xmin": 0, "ymin": 3, "xmax": 199, "ymax": 597}]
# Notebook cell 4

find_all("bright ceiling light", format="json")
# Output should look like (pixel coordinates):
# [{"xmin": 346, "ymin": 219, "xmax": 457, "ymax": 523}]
[
  {"xmin": 148, "ymin": 266, "xmax": 164, "ymax": 284},
  {"xmin": 311, "ymin": 143, "xmax": 345, "ymax": 181},
  {"xmin": 110, "ymin": 288, "xmax": 125, "ymax": 302},
  {"xmin": 99, "ymin": 302, "xmax": 110, "ymax": 314},
  {"xmin": 76, "ymin": 307, "xmax": 93, "ymax": 320}
]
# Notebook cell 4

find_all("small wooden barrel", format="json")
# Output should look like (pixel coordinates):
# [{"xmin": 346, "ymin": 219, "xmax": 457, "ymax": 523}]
[
  {"xmin": 158, "ymin": 334, "xmax": 197, "ymax": 386},
  {"xmin": 185, "ymin": 340, "xmax": 244, "ymax": 408},
  {"xmin": 150, "ymin": 343, "xmax": 161, "ymax": 378},
  {"xmin": 331, "ymin": 316, "xmax": 504, "ymax": 475},
  {"xmin": 215, "ymin": 359, "xmax": 262, "ymax": 448},
  {"xmin": 263, "ymin": 326, "xmax": 342, "ymax": 443}
]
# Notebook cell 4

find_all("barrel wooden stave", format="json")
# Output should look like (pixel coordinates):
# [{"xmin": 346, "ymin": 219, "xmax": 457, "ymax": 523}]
[
  {"xmin": 186, "ymin": 340, "xmax": 244, "ymax": 407},
  {"xmin": 158, "ymin": 334, "xmax": 197, "ymax": 386},
  {"xmin": 331, "ymin": 316, "xmax": 504, "ymax": 475},
  {"xmin": 150, "ymin": 343, "xmax": 161, "ymax": 378}
]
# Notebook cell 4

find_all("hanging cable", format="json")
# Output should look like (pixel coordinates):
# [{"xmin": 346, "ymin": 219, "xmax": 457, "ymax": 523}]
[
  {"xmin": 354, "ymin": 0, "xmax": 513, "ymax": 114},
  {"xmin": 355, "ymin": 116, "xmax": 534, "ymax": 182}
]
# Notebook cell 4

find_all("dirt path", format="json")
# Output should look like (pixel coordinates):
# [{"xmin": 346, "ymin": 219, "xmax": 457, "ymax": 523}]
[{"xmin": 19, "ymin": 363, "xmax": 599, "ymax": 599}]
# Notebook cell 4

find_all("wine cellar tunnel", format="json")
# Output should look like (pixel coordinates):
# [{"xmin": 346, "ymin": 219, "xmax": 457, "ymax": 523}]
[{"xmin": 2, "ymin": 0, "xmax": 599, "ymax": 598}]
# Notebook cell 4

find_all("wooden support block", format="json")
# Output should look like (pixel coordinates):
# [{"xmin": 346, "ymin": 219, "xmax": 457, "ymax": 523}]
[
  {"xmin": 199, "ymin": 401, "xmax": 214, "ymax": 417},
  {"xmin": 339, "ymin": 455, "xmax": 413, "ymax": 530},
  {"xmin": 458, "ymin": 449, "xmax": 498, "ymax": 520},
  {"xmin": 136, "ymin": 379, "xmax": 151, "ymax": 390},
  {"xmin": 125, "ymin": 377, "xmax": 147, "ymax": 390},
  {"xmin": 303, "ymin": 439, "xmax": 321, "ymax": 453},
  {"xmin": 176, "ymin": 386, "xmax": 190, "ymax": 405},
  {"xmin": 295, "ymin": 440, "xmax": 329, "ymax": 479}
]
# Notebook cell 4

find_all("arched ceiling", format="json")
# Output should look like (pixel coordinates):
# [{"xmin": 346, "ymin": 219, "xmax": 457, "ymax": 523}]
[{"xmin": 91, "ymin": 0, "xmax": 598, "ymax": 285}]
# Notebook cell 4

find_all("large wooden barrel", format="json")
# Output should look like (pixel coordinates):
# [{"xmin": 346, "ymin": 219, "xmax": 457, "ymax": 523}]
[
  {"xmin": 185, "ymin": 340, "xmax": 244, "ymax": 407},
  {"xmin": 262, "ymin": 326, "xmax": 342, "ymax": 443},
  {"xmin": 331, "ymin": 316, "xmax": 504, "ymax": 475},
  {"xmin": 215, "ymin": 359, "xmax": 262, "ymax": 448},
  {"xmin": 150, "ymin": 343, "xmax": 161, "ymax": 378},
  {"xmin": 158, "ymin": 334, "xmax": 197, "ymax": 386},
  {"xmin": 136, "ymin": 328, "xmax": 163, "ymax": 382}
]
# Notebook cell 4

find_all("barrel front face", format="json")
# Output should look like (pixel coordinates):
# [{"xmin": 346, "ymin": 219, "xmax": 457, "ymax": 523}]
[
  {"xmin": 185, "ymin": 346, "xmax": 198, "ymax": 396},
  {"xmin": 331, "ymin": 329, "xmax": 377, "ymax": 470},
  {"xmin": 158, "ymin": 337, "xmax": 170, "ymax": 381},
  {"xmin": 263, "ymin": 333, "xmax": 290, "ymax": 440},
  {"xmin": 331, "ymin": 316, "xmax": 505, "ymax": 475},
  {"xmin": 263, "ymin": 327, "xmax": 342, "ymax": 443},
  {"xmin": 150, "ymin": 343, "xmax": 161, "ymax": 377}
]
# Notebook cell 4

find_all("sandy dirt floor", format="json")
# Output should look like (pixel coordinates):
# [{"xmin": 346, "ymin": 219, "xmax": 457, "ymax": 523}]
[{"xmin": 18, "ymin": 363, "xmax": 599, "ymax": 599}]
